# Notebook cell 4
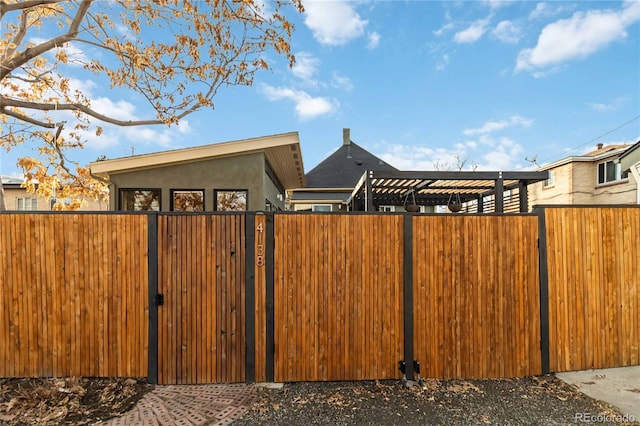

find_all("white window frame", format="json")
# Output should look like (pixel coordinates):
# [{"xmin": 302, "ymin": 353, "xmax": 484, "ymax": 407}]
[
  {"xmin": 17, "ymin": 197, "xmax": 38, "ymax": 211},
  {"xmin": 597, "ymin": 160, "xmax": 628, "ymax": 185},
  {"xmin": 543, "ymin": 170, "xmax": 554, "ymax": 188}
]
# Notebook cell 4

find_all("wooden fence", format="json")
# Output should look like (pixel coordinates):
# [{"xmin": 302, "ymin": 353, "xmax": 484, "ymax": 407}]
[
  {"xmin": 0, "ymin": 207, "xmax": 638, "ymax": 383},
  {"xmin": 545, "ymin": 207, "xmax": 640, "ymax": 372},
  {"xmin": 273, "ymin": 214, "xmax": 404, "ymax": 382},
  {"xmin": 412, "ymin": 215, "xmax": 541, "ymax": 379},
  {"xmin": 157, "ymin": 214, "xmax": 246, "ymax": 384},
  {"xmin": 0, "ymin": 214, "xmax": 148, "ymax": 378}
]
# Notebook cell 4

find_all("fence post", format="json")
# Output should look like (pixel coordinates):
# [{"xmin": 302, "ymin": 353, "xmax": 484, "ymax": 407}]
[
  {"xmin": 535, "ymin": 207, "xmax": 550, "ymax": 374},
  {"xmin": 147, "ymin": 212, "xmax": 159, "ymax": 384},
  {"xmin": 265, "ymin": 212, "xmax": 275, "ymax": 382},
  {"xmin": 403, "ymin": 213, "xmax": 414, "ymax": 380},
  {"xmin": 245, "ymin": 213, "xmax": 256, "ymax": 383}
]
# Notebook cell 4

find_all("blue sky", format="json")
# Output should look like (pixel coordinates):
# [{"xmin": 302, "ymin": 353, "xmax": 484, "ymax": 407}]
[{"xmin": 2, "ymin": 0, "xmax": 639, "ymax": 178}]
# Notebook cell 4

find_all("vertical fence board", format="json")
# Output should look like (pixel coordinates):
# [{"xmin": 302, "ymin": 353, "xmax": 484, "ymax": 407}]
[
  {"xmin": 0, "ymin": 213, "xmax": 148, "ymax": 378},
  {"xmin": 545, "ymin": 207, "xmax": 640, "ymax": 371},
  {"xmin": 273, "ymin": 214, "xmax": 404, "ymax": 382},
  {"xmin": 413, "ymin": 215, "xmax": 541, "ymax": 379}
]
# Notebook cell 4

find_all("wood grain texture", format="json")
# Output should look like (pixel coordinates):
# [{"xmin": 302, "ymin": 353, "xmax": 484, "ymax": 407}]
[
  {"xmin": 412, "ymin": 215, "xmax": 542, "ymax": 379},
  {"xmin": 156, "ymin": 214, "xmax": 246, "ymax": 384},
  {"xmin": 545, "ymin": 207, "xmax": 640, "ymax": 372},
  {"xmin": 0, "ymin": 214, "xmax": 148, "ymax": 378},
  {"xmin": 273, "ymin": 214, "xmax": 404, "ymax": 382}
]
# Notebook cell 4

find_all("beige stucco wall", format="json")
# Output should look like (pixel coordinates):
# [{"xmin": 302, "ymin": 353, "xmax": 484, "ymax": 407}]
[{"xmin": 107, "ymin": 153, "xmax": 278, "ymax": 211}]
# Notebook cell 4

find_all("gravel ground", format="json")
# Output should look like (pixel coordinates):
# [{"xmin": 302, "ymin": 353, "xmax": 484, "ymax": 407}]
[{"xmin": 236, "ymin": 376, "xmax": 639, "ymax": 426}]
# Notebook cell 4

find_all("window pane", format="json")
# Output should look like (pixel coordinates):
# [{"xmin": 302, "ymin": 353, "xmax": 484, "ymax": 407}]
[
  {"xmin": 312, "ymin": 205, "xmax": 331, "ymax": 212},
  {"xmin": 216, "ymin": 190, "xmax": 247, "ymax": 211},
  {"xmin": 598, "ymin": 163, "xmax": 605, "ymax": 184},
  {"xmin": 606, "ymin": 161, "xmax": 616, "ymax": 182},
  {"xmin": 121, "ymin": 189, "xmax": 160, "ymax": 211},
  {"xmin": 172, "ymin": 190, "xmax": 204, "ymax": 212}
]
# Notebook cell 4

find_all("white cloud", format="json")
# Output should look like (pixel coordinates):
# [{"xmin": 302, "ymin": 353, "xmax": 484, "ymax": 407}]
[
  {"xmin": 463, "ymin": 115, "xmax": 533, "ymax": 136},
  {"xmin": 529, "ymin": 2, "xmax": 574, "ymax": 20},
  {"xmin": 491, "ymin": 20, "xmax": 522, "ymax": 44},
  {"xmin": 259, "ymin": 85, "xmax": 337, "ymax": 120},
  {"xmin": 454, "ymin": 17, "xmax": 491, "ymax": 43},
  {"xmin": 516, "ymin": 2, "xmax": 640, "ymax": 72},
  {"xmin": 433, "ymin": 22, "xmax": 455, "ymax": 37},
  {"xmin": 304, "ymin": 1, "xmax": 367, "ymax": 46},
  {"xmin": 479, "ymin": 138, "xmax": 525, "ymax": 170},
  {"xmin": 435, "ymin": 53, "xmax": 449, "ymax": 71},
  {"xmin": 367, "ymin": 32, "xmax": 381, "ymax": 50},
  {"xmin": 587, "ymin": 97, "xmax": 627, "ymax": 111},
  {"xmin": 331, "ymin": 72, "xmax": 353, "ymax": 91},
  {"xmin": 292, "ymin": 52, "xmax": 320, "ymax": 82},
  {"xmin": 484, "ymin": 0, "xmax": 513, "ymax": 10}
]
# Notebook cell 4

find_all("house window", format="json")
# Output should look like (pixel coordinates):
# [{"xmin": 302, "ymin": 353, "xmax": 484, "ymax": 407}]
[
  {"xmin": 597, "ymin": 160, "xmax": 628, "ymax": 184},
  {"xmin": 215, "ymin": 189, "xmax": 247, "ymax": 211},
  {"xmin": 312, "ymin": 205, "xmax": 331, "ymax": 212},
  {"xmin": 543, "ymin": 171, "xmax": 554, "ymax": 188},
  {"xmin": 16, "ymin": 197, "xmax": 38, "ymax": 211},
  {"xmin": 379, "ymin": 205, "xmax": 394, "ymax": 212},
  {"xmin": 120, "ymin": 189, "xmax": 161, "ymax": 211},
  {"xmin": 171, "ymin": 189, "xmax": 204, "ymax": 212}
]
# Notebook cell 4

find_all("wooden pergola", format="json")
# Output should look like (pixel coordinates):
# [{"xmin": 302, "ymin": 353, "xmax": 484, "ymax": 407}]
[{"xmin": 348, "ymin": 170, "xmax": 549, "ymax": 213}]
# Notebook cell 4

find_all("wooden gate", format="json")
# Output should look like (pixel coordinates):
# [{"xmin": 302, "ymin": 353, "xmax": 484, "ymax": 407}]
[{"xmin": 157, "ymin": 214, "xmax": 246, "ymax": 384}]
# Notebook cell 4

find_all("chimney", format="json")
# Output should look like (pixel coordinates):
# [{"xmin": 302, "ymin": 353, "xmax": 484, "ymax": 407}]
[
  {"xmin": 596, "ymin": 143, "xmax": 604, "ymax": 150},
  {"xmin": 343, "ymin": 128, "xmax": 351, "ymax": 146}
]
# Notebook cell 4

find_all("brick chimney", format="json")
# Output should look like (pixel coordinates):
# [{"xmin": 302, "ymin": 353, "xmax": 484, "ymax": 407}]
[
  {"xmin": 343, "ymin": 128, "xmax": 351, "ymax": 145},
  {"xmin": 597, "ymin": 143, "xmax": 604, "ymax": 150}
]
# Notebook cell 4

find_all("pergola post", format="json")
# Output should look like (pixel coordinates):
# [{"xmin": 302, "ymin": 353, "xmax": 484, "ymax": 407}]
[
  {"xmin": 477, "ymin": 195, "xmax": 484, "ymax": 213},
  {"xmin": 495, "ymin": 173, "xmax": 504, "ymax": 213},
  {"xmin": 365, "ymin": 170, "xmax": 373, "ymax": 212},
  {"xmin": 519, "ymin": 181, "xmax": 529, "ymax": 213}
]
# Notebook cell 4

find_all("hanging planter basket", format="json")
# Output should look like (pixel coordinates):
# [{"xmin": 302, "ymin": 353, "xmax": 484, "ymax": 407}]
[
  {"xmin": 447, "ymin": 192, "xmax": 463, "ymax": 213},
  {"xmin": 447, "ymin": 202, "xmax": 462, "ymax": 213},
  {"xmin": 403, "ymin": 190, "xmax": 420, "ymax": 213}
]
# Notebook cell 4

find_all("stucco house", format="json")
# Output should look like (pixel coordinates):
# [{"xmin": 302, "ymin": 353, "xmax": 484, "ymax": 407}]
[
  {"xmin": 1, "ymin": 176, "xmax": 108, "ymax": 211},
  {"xmin": 89, "ymin": 132, "xmax": 304, "ymax": 212},
  {"xmin": 528, "ymin": 143, "xmax": 639, "ymax": 207}
]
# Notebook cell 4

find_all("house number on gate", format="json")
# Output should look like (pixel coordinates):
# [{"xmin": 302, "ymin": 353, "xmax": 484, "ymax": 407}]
[{"xmin": 256, "ymin": 222, "xmax": 264, "ymax": 267}]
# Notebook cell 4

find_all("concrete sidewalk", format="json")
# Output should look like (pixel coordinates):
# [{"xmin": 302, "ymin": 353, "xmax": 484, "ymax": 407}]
[
  {"xmin": 556, "ymin": 366, "xmax": 640, "ymax": 422},
  {"xmin": 104, "ymin": 383, "xmax": 257, "ymax": 426}
]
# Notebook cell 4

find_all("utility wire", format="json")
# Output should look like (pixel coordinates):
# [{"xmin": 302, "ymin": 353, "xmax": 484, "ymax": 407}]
[{"xmin": 530, "ymin": 115, "xmax": 640, "ymax": 167}]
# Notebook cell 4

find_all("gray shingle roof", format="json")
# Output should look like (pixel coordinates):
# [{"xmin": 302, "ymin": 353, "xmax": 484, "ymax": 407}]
[{"xmin": 305, "ymin": 142, "xmax": 397, "ymax": 188}]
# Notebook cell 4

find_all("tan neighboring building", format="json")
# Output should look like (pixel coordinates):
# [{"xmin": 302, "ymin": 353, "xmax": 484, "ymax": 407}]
[
  {"xmin": 529, "ymin": 143, "xmax": 638, "ymax": 207},
  {"xmin": 1, "ymin": 176, "xmax": 108, "ymax": 211}
]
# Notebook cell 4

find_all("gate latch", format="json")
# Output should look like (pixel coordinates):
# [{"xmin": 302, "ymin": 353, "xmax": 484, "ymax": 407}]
[{"xmin": 155, "ymin": 293, "xmax": 164, "ymax": 306}]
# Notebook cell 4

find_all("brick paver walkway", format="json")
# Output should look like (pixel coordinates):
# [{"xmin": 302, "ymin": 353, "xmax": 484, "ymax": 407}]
[{"xmin": 105, "ymin": 383, "xmax": 257, "ymax": 426}]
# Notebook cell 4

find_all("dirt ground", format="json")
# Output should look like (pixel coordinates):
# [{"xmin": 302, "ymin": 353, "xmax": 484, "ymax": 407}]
[
  {"xmin": 0, "ymin": 375, "xmax": 637, "ymax": 425},
  {"xmin": 236, "ymin": 376, "xmax": 639, "ymax": 426},
  {"xmin": 0, "ymin": 377, "xmax": 153, "ymax": 425}
]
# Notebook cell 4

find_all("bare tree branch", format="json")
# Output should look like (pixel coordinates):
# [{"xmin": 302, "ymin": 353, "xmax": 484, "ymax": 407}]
[
  {"xmin": 0, "ymin": 0, "xmax": 93, "ymax": 79},
  {"xmin": 1, "ymin": 106, "xmax": 62, "ymax": 128},
  {"xmin": 0, "ymin": 0, "xmax": 65, "ymax": 19}
]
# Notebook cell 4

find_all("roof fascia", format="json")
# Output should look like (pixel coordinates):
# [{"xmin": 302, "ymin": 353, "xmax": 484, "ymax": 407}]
[{"xmin": 90, "ymin": 132, "xmax": 299, "ymax": 175}]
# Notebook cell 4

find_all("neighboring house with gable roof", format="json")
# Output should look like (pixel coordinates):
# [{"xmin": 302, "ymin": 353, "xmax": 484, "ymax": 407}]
[
  {"xmin": 528, "ymin": 142, "xmax": 639, "ymax": 207},
  {"xmin": 90, "ymin": 132, "xmax": 304, "ymax": 212},
  {"xmin": 289, "ymin": 129, "xmax": 433, "ymax": 212}
]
